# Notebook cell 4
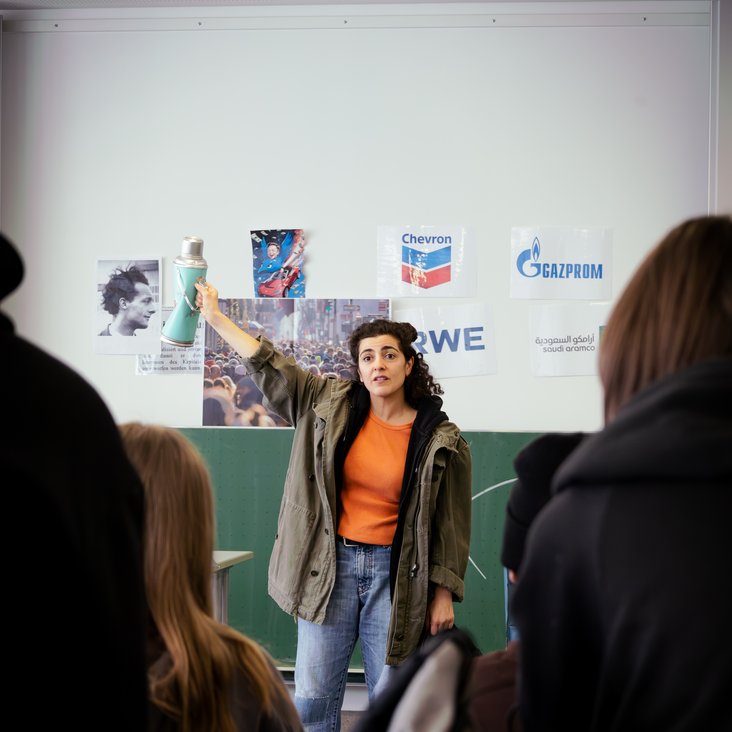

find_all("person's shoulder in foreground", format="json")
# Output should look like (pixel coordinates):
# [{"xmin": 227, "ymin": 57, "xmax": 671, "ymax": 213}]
[
  {"xmin": 120, "ymin": 421, "xmax": 302, "ymax": 732},
  {"xmin": 1, "ymin": 231, "xmax": 148, "ymax": 729},
  {"xmin": 147, "ymin": 637, "xmax": 302, "ymax": 732},
  {"xmin": 512, "ymin": 214, "xmax": 732, "ymax": 731}
]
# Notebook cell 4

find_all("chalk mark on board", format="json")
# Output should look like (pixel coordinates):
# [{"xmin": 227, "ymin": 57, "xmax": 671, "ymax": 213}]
[{"xmin": 469, "ymin": 477, "xmax": 517, "ymax": 581}]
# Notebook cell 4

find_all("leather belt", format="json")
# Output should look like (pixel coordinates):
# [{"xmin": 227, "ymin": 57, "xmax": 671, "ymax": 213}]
[{"xmin": 337, "ymin": 535, "xmax": 369, "ymax": 547}]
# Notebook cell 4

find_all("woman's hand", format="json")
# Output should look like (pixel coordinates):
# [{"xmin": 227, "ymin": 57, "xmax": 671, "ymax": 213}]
[
  {"xmin": 194, "ymin": 279, "xmax": 220, "ymax": 323},
  {"xmin": 425, "ymin": 586, "xmax": 454, "ymax": 636},
  {"xmin": 194, "ymin": 279, "xmax": 260, "ymax": 359}
]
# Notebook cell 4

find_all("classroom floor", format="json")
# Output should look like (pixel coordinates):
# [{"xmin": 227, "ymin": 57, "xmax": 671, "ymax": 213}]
[{"xmin": 341, "ymin": 710, "xmax": 363, "ymax": 731}]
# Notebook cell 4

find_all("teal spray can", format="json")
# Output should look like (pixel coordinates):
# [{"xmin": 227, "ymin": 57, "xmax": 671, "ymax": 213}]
[{"xmin": 160, "ymin": 236, "xmax": 207, "ymax": 347}]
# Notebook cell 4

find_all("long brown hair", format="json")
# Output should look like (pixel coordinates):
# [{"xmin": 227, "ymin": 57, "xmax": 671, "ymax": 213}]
[
  {"xmin": 599, "ymin": 214, "xmax": 732, "ymax": 421},
  {"xmin": 119, "ymin": 422, "xmax": 278, "ymax": 732}
]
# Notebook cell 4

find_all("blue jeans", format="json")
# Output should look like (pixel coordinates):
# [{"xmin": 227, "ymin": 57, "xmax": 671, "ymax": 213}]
[{"xmin": 294, "ymin": 540, "xmax": 392, "ymax": 732}]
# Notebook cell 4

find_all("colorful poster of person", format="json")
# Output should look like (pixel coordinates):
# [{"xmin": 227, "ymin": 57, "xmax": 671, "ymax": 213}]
[
  {"xmin": 201, "ymin": 297, "xmax": 390, "ymax": 427},
  {"xmin": 250, "ymin": 228, "xmax": 307, "ymax": 298}
]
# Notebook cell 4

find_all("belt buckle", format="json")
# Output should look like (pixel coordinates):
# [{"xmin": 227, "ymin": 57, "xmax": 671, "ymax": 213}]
[{"xmin": 339, "ymin": 535, "xmax": 359, "ymax": 547}]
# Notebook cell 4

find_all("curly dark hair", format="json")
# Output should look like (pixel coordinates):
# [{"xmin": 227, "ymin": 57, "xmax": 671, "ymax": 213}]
[
  {"xmin": 348, "ymin": 318, "xmax": 443, "ymax": 407},
  {"xmin": 100, "ymin": 266, "xmax": 150, "ymax": 315}
]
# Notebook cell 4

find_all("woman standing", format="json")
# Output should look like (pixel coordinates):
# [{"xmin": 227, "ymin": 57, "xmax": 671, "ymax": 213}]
[{"xmin": 195, "ymin": 281, "xmax": 472, "ymax": 732}]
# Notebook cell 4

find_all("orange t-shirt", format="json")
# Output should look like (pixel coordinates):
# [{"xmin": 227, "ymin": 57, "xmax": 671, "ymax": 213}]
[{"xmin": 337, "ymin": 410, "xmax": 414, "ymax": 545}]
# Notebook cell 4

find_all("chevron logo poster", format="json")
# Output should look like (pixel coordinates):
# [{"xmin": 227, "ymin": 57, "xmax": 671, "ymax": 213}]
[
  {"xmin": 377, "ymin": 225, "xmax": 475, "ymax": 298},
  {"xmin": 401, "ymin": 233, "xmax": 452, "ymax": 289}
]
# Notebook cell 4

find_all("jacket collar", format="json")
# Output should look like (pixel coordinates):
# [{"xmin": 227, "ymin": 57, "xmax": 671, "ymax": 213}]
[{"xmin": 555, "ymin": 357, "xmax": 732, "ymax": 493}]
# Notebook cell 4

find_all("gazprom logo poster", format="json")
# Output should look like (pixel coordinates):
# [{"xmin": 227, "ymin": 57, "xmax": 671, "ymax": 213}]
[
  {"xmin": 392, "ymin": 302, "xmax": 497, "ymax": 378},
  {"xmin": 377, "ymin": 225, "xmax": 476, "ymax": 298},
  {"xmin": 510, "ymin": 226, "xmax": 613, "ymax": 300}
]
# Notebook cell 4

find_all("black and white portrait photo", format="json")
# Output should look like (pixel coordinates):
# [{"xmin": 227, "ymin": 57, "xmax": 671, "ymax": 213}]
[{"xmin": 95, "ymin": 258, "xmax": 162, "ymax": 355}]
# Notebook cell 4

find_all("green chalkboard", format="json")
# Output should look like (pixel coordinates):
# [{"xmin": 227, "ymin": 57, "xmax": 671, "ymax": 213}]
[{"xmin": 180, "ymin": 428, "xmax": 540, "ymax": 668}]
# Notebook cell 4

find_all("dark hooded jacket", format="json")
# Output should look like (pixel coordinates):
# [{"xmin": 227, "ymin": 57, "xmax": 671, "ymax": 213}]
[
  {"xmin": 1, "ymin": 233, "xmax": 148, "ymax": 729},
  {"xmin": 511, "ymin": 357, "xmax": 732, "ymax": 731}
]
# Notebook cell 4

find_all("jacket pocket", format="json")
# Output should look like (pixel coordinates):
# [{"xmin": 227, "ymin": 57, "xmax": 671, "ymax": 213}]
[{"xmin": 269, "ymin": 499, "xmax": 317, "ymax": 596}]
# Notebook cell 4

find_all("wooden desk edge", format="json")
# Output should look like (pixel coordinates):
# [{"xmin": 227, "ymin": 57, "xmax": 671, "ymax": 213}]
[{"xmin": 212, "ymin": 550, "xmax": 254, "ymax": 570}]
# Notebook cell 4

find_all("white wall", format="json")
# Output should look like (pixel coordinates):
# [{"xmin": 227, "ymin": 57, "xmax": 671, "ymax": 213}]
[
  {"xmin": 717, "ymin": 0, "xmax": 732, "ymax": 212},
  {"xmin": 0, "ymin": 1, "xmax": 718, "ymax": 431}
]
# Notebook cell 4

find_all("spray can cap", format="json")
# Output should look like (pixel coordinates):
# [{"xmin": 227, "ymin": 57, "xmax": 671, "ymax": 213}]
[{"xmin": 181, "ymin": 236, "xmax": 204, "ymax": 258}]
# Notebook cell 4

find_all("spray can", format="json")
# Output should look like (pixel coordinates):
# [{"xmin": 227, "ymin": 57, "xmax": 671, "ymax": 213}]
[{"xmin": 160, "ymin": 236, "xmax": 208, "ymax": 347}]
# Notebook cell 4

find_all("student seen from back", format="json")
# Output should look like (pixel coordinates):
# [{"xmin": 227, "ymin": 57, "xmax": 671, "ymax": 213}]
[
  {"xmin": 119, "ymin": 422, "xmax": 302, "ymax": 732},
  {"xmin": 511, "ymin": 214, "xmax": 732, "ymax": 730},
  {"xmin": 1, "ymin": 232, "xmax": 148, "ymax": 729},
  {"xmin": 466, "ymin": 431, "xmax": 584, "ymax": 732}
]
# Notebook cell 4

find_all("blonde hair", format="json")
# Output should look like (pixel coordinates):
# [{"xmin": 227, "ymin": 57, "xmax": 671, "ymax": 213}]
[
  {"xmin": 119, "ymin": 422, "xmax": 278, "ymax": 732},
  {"xmin": 599, "ymin": 215, "xmax": 732, "ymax": 421}
]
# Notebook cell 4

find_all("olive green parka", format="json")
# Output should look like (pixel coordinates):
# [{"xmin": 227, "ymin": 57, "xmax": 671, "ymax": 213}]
[{"xmin": 243, "ymin": 337, "xmax": 472, "ymax": 665}]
